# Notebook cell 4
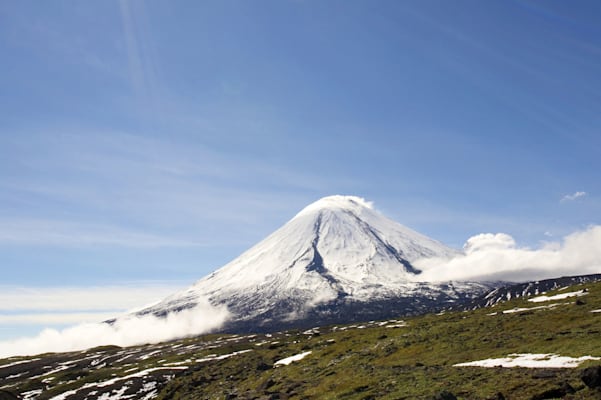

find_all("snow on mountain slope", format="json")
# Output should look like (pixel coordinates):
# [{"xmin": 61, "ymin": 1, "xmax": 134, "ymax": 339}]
[{"xmin": 141, "ymin": 196, "xmax": 489, "ymax": 331}]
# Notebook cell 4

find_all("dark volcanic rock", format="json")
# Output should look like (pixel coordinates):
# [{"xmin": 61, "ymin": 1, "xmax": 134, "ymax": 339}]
[
  {"xmin": 532, "ymin": 369, "xmax": 557, "ymax": 379},
  {"xmin": 530, "ymin": 382, "xmax": 575, "ymax": 400},
  {"xmin": 256, "ymin": 362, "xmax": 272, "ymax": 371},
  {"xmin": 0, "ymin": 390, "xmax": 19, "ymax": 400},
  {"xmin": 220, "ymin": 292, "xmax": 490, "ymax": 334},
  {"xmin": 581, "ymin": 365, "xmax": 601, "ymax": 388},
  {"xmin": 432, "ymin": 391, "xmax": 457, "ymax": 400}
]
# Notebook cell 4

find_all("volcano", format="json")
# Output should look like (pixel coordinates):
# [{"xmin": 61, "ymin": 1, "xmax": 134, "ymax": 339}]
[{"xmin": 139, "ymin": 196, "xmax": 493, "ymax": 332}]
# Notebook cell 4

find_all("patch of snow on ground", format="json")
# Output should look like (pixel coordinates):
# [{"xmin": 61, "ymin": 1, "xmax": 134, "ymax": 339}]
[
  {"xmin": 139, "ymin": 350, "xmax": 162, "ymax": 360},
  {"xmin": 454, "ymin": 353, "xmax": 600, "ymax": 368},
  {"xmin": 91, "ymin": 355, "xmax": 113, "ymax": 366},
  {"xmin": 0, "ymin": 358, "xmax": 40, "ymax": 369},
  {"xmin": 48, "ymin": 367, "xmax": 189, "ymax": 399},
  {"xmin": 5, "ymin": 372, "xmax": 27, "ymax": 379},
  {"xmin": 114, "ymin": 354, "xmax": 135, "ymax": 364},
  {"xmin": 501, "ymin": 303, "xmax": 565, "ymax": 314},
  {"xmin": 95, "ymin": 367, "xmax": 188, "ymax": 387},
  {"xmin": 274, "ymin": 351, "xmax": 312, "ymax": 367},
  {"xmin": 195, "ymin": 349, "xmax": 252, "ymax": 363},
  {"xmin": 162, "ymin": 359, "xmax": 193, "ymax": 366},
  {"xmin": 591, "ymin": 309, "xmax": 601, "ymax": 313},
  {"xmin": 385, "ymin": 322, "xmax": 407, "ymax": 328},
  {"xmin": 528, "ymin": 290, "xmax": 588, "ymax": 303},
  {"xmin": 48, "ymin": 389, "xmax": 78, "ymax": 400},
  {"xmin": 21, "ymin": 389, "xmax": 43, "ymax": 400},
  {"xmin": 97, "ymin": 384, "xmax": 130, "ymax": 400},
  {"xmin": 140, "ymin": 389, "xmax": 158, "ymax": 399},
  {"xmin": 140, "ymin": 387, "xmax": 158, "ymax": 400},
  {"xmin": 33, "ymin": 364, "xmax": 71, "ymax": 379}
]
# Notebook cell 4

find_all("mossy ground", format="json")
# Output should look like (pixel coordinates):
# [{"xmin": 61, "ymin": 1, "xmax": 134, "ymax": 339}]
[
  {"xmin": 2, "ymin": 282, "xmax": 601, "ymax": 399},
  {"xmin": 157, "ymin": 283, "xmax": 601, "ymax": 399}
]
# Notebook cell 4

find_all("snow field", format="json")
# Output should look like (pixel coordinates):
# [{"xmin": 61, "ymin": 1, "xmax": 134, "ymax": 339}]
[
  {"xmin": 454, "ymin": 353, "xmax": 600, "ymax": 368},
  {"xmin": 274, "ymin": 351, "xmax": 312, "ymax": 366},
  {"xmin": 528, "ymin": 290, "xmax": 588, "ymax": 303}
]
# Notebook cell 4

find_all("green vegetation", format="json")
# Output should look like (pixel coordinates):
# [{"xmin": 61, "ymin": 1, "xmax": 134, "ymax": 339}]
[{"xmin": 2, "ymin": 282, "xmax": 601, "ymax": 399}]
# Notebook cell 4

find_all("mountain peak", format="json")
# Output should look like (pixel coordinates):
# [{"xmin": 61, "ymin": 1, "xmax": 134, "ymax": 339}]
[
  {"xmin": 293, "ymin": 195, "xmax": 374, "ymax": 219},
  {"xmin": 143, "ymin": 196, "xmax": 466, "ymax": 331}
]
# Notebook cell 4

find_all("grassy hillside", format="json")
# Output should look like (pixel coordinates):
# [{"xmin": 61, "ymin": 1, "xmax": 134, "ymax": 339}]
[{"xmin": 2, "ymin": 281, "xmax": 601, "ymax": 399}]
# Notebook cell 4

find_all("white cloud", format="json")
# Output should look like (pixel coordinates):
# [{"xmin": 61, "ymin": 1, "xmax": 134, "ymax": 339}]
[
  {"xmin": 0, "ymin": 283, "xmax": 233, "ymax": 357},
  {"xmin": 561, "ymin": 191, "xmax": 587, "ymax": 202},
  {"xmin": 0, "ymin": 284, "xmax": 185, "ymax": 312},
  {"xmin": 415, "ymin": 225, "xmax": 601, "ymax": 282},
  {"xmin": 0, "ymin": 299, "xmax": 230, "ymax": 358},
  {"xmin": 463, "ymin": 233, "xmax": 516, "ymax": 252}
]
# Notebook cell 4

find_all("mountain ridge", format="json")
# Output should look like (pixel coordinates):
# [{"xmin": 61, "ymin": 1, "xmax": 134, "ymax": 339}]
[{"xmin": 460, "ymin": 273, "xmax": 601, "ymax": 310}]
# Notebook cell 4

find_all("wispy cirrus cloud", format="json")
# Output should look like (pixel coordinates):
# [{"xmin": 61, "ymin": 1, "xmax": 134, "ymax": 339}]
[
  {"xmin": 0, "ymin": 284, "xmax": 184, "ymax": 312},
  {"xmin": 0, "ymin": 312, "xmax": 120, "ymax": 325},
  {"xmin": 0, "ymin": 218, "xmax": 202, "ymax": 248},
  {"xmin": 118, "ymin": 0, "xmax": 167, "ymax": 117},
  {"xmin": 1, "ymin": 130, "xmax": 348, "ymax": 249},
  {"xmin": 561, "ymin": 191, "xmax": 587, "ymax": 203}
]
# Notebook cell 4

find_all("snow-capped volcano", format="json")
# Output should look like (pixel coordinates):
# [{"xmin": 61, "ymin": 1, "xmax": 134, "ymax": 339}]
[{"xmin": 141, "ymin": 196, "xmax": 492, "ymax": 331}]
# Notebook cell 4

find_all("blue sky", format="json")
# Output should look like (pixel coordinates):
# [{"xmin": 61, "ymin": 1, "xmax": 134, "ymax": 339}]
[{"xmin": 1, "ymin": 0, "xmax": 601, "ymax": 340}]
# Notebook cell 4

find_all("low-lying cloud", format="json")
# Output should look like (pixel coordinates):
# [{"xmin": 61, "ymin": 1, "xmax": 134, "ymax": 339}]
[
  {"xmin": 415, "ymin": 225, "xmax": 601, "ymax": 282},
  {"xmin": 0, "ymin": 299, "xmax": 230, "ymax": 358}
]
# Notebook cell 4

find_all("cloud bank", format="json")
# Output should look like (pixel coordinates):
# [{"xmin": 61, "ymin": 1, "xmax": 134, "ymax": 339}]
[
  {"xmin": 0, "ymin": 298, "xmax": 230, "ymax": 358},
  {"xmin": 415, "ymin": 225, "xmax": 601, "ymax": 282}
]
